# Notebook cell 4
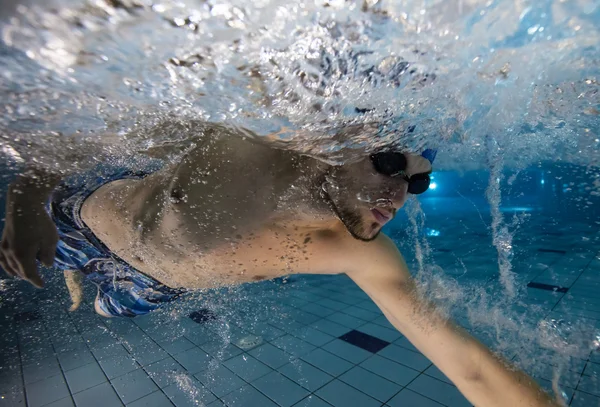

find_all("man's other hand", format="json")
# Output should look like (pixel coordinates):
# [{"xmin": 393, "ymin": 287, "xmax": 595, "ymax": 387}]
[{"xmin": 0, "ymin": 178, "xmax": 59, "ymax": 288}]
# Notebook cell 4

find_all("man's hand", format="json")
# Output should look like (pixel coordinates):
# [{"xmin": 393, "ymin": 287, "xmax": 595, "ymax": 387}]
[{"xmin": 0, "ymin": 172, "xmax": 60, "ymax": 288}]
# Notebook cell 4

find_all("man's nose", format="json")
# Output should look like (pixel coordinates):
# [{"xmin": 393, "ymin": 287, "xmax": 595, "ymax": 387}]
[{"xmin": 390, "ymin": 182, "xmax": 409, "ymax": 209}]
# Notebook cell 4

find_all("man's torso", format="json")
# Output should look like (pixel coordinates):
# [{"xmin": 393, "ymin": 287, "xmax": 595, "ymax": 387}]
[{"xmin": 78, "ymin": 127, "xmax": 360, "ymax": 289}]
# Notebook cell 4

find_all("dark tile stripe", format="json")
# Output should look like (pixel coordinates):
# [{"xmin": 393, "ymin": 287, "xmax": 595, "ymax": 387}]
[
  {"xmin": 339, "ymin": 330, "xmax": 390, "ymax": 353},
  {"xmin": 537, "ymin": 248, "xmax": 567, "ymax": 254},
  {"xmin": 527, "ymin": 282, "xmax": 569, "ymax": 293}
]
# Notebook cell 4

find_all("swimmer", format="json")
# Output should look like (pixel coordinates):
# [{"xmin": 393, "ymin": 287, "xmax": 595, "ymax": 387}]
[{"xmin": 0, "ymin": 122, "xmax": 562, "ymax": 407}]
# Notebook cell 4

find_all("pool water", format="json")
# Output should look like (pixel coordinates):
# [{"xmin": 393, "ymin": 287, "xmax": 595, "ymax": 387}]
[
  {"xmin": 0, "ymin": 0, "xmax": 599, "ymax": 406},
  {"xmin": 0, "ymin": 164, "xmax": 599, "ymax": 407}
]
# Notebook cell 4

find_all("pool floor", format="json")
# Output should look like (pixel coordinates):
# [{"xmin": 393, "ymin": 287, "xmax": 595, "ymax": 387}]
[{"xmin": 0, "ymin": 213, "xmax": 599, "ymax": 407}]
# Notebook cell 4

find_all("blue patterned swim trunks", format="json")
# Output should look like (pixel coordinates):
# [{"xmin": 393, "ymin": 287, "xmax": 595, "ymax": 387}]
[{"xmin": 49, "ymin": 168, "xmax": 184, "ymax": 317}]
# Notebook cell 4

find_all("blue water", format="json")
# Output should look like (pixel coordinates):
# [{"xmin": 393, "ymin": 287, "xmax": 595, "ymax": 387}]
[{"xmin": 0, "ymin": 0, "xmax": 599, "ymax": 406}]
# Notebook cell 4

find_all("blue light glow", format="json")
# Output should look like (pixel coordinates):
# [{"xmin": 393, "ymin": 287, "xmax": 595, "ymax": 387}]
[
  {"xmin": 425, "ymin": 228, "xmax": 441, "ymax": 237},
  {"xmin": 430, "ymin": 182, "xmax": 438, "ymax": 190}
]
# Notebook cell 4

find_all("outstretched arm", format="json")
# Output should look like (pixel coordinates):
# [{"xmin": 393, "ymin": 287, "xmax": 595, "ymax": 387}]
[
  {"xmin": 346, "ymin": 234, "xmax": 563, "ymax": 407},
  {"xmin": 0, "ymin": 169, "xmax": 61, "ymax": 288}
]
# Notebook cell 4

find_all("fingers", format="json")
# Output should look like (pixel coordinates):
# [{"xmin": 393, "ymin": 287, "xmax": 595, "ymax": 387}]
[
  {"xmin": 0, "ymin": 251, "xmax": 16, "ymax": 277},
  {"xmin": 39, "ymin": 237, "xmax": 58, "ymax": 267},
  {"xmin": 17, "ymin": 253, "xmax": 44, "ymax": 288},
  {"xmin": 5, "ymin": 252, "xmax": 21, "ymax": 277}
]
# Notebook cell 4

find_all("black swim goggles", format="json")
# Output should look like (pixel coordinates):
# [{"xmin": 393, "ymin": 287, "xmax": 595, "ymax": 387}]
[{"xmin": 370, "ymin": 152, "xmax": 432, "ymax": 195}]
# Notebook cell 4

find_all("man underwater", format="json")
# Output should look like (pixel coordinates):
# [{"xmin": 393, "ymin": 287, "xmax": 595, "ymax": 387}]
[{"xmin": 1, "ymin": 122, "xmax": 562, "ymax": 406}]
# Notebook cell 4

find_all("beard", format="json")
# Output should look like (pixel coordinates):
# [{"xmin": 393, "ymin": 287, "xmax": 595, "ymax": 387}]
[{"xmin": 322, "ymin": 188, "xmax": 381, "ymax": 242}]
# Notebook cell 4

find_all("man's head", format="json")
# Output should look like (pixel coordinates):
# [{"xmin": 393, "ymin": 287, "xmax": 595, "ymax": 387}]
[{"xmin": 321, "ymin": 150, "xmax": 434, "ymax": 241}]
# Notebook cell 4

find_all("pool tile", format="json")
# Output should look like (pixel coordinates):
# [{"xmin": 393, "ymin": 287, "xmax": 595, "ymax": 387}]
[
  {"xmin": 292, "ymin": 395, "xmax": 332, "ymax": 407},
  {"xmin": 371, "ymin": 315, "xmax": 396, "ymax": 330},
  {"xmin": 144, "ymin": 357, "xmax": 186, "ymax": 388},
  {"xmin": 98, "ymin": 353, "xmax": 140, "ymax": 380},
  {"xmin": 290, "ymin": 291, "xmax": 325, "ymax": 303},
  {"xmin": 0, "ymin": 384, "xmax": 26, "ymax": 407},
  {"xmin": 287, "ymin": 310, "xmax": 322, "ymax": 325},
  {"xmin": 280, "ymin": 296, "xmax": 310, "ymax": 308},
  {"xmin": 301, "ymin": 304, "xmax": 336, "ymax": 318},
  {"xmin": 252, "ymin": 371, "xmax": 310, "ymax": 406},
  {"xmin": 72, "ymin": 382, "xmax": 123, "ymax": 407},
  {"xmin": 340, "ymin": 306, "xmax": 380, "ymax": 321},
  {"xmin": 271, "ymin": 335, "xmax": 316, "ymax": 357},
  {"xmin": 578, "ymin": 374, "xmax": 600, "ymax": 397},
  {"xmin": 424, "ymin": 365, "xmax": 453, "ymax": 385},
  {"xmin": 536, "ymin": 377, "xmax": 575, "ymax": 402},
  {"xmin": 52, "ymin": 335, "xmax": 87, "ymax": 354},
  {"xmin": 158, "ymin": 336, "xmax": 196, "ymax": 356},
  {"xmin": 111, "ymin": 368, "xmax": 159, "ymax": 404},
  {"xmin": 91, "ymin": 343, "xmax": 130, "ymax": 361},
  {"xmin": 249, "ymin": 343, "xmax": 294, "ymax": 369},
  {"xmin": 571, "ymin": 390, "xmax": 600, "ymax": 407},
  {"xmin": 196, "ymin": 366, "xmax": 245, "ymax": 398},
  {"xmin": 128, "ymin": 339, "xmax": 170, "ymax": 366},
  {"xmin": 387, "ymin": 389, "xmax": 444, "ymax": 407},
  {"xmin": 249, "ymin": 322, "xmax": 286, "ymax": 341},
  {"xmin": 407, "ymin": 374, "xmax": 471, "ymax": 407},
  {"xmin": 325, "ymin": 313, "xmax": 365, "ymax": 329},
  {"xmin": 393, "ymin": 336, "xmax": 419, "ymax": 353},
  {"xmin": 269, "ymin": 318, "xmax": 305, "ymax": 334},
  {"xmin": 163, "ymin": 378, "xmax": 216, "ymax": 407},
  {"xmin": 354, "ymin": 300, "xmax": 380, "ymax": 313},
  {"xmin": 184, "ymin": 326, "xmax": 215, "ymax": 347},
  {"xmin": 278, "ymin": 359, "xmax": 333, "ymax": 391},
  {"xmin": 322, "ymin": 339, "xmax": 372, "ymax": 364},
  {"xmin": 23, "ymin": 356, "xmax": 62, "ymax": 384},
  {"xmin": 584, "ymin": 362, "xmax": 600, "ymax": 377},
  {"xmin": 223, "ymin": 354, "xmax": 272, "ymax": 382},
  {"xmin": 45, "ymin": 397, "xmax": 75, "ymax": 407},
  {"xmin": 126, "ymin": 390, "xmax": 173, "ymax": 407},
  {"xmin": 317, "ymin": 299, "xmax": 349, "ymax": 312},
  {"xmin": 300, "ymin": 349, "xmax": 353, "ymax": 377},
  {"xmin": 291, "ymin": 326, "xmax": 335, "ymax": 347},
  {"xmin": 26, "ymin": 374, "xmax": 71, "ymax": 407},
  {"xmin": 377, "ymin": 344, "xmax": 431, "ymax": 371},
  {"xmin": 221, "ymin": 384, "xmax": 278, "ymax": 407},
  {"xmin": 57, "ymin": 344, "xmax": 96, "ymax": 372},
  {"xmin": 64, "ymin": 362, "xmax": 107, "ymax": 394},
  {"xmin": 200, "ymin": 340, "xmax": 243, "ymax": 361},
  {"xmin": 315, "ymin": 379, "xmax": 380, "ymax": 407},
  {"xmin": 172, "ymin": 347, "xmax": 213, "ymax": 374},
  {"xmin": 339, "ymin": 366, "xmax": 401, "ymax": 402},
  {"xmin": 359, "ymin": 355, "xmax": 419, "ymax": 386},
  {"xmin": 310, "ymin": 320, "xmax": 351, "ymax": 337}
]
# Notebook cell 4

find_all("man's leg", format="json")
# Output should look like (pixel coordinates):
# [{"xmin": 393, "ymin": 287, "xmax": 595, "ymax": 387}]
[{"xmin": 63, "ymin": 269, "xmax": 84, "ymax": 311}]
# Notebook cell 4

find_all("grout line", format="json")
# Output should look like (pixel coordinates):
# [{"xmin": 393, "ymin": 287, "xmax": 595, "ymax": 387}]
[{"xmin": 16, "ymin": 325, "xmax": 29, "ymax": 407}]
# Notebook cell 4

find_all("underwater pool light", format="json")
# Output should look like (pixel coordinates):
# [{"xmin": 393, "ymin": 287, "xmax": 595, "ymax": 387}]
[
  {"xmin": 430, "ymin": 182, "xmax": 438, "ymax": 190},
  {"xmin": 425, "ymin": 228, "xmax": 441, "ymax": 237}
]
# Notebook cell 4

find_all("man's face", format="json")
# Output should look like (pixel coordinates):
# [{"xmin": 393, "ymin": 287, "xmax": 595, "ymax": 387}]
[{"xmin": 323, "ymin": 153, "xmax": 432, "ymax": 241}]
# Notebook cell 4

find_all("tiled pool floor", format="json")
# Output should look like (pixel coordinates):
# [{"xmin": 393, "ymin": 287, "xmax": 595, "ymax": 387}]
[{"xmin": 1, "ymin": 214, "xmax": 599, "ymax": 407}]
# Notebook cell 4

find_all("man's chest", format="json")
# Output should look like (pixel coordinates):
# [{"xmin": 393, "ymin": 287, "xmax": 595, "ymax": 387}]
[{"xmin": 125, "ymin": 223, "xmax": 351, "ymax": 289}]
